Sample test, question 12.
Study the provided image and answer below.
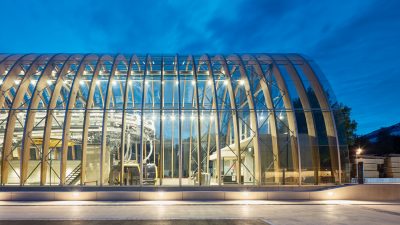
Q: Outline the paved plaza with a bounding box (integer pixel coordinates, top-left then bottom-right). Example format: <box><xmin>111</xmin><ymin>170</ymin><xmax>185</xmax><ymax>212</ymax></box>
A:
<box><xmin>0</xmin><ymin>201</ymin><xmax>399</xmax><ymax>225</ymax></box>
<box><xmin>0</xmin><ymin>220</ymin><xmax>265</xmax><ymax>225</ymax></box>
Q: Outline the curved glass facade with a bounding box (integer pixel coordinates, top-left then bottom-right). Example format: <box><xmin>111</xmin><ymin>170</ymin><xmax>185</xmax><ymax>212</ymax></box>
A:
<box><xmin>0</xmin><ymin>54</ymin><xmax>348</xmax><ymax>186</ymax></box>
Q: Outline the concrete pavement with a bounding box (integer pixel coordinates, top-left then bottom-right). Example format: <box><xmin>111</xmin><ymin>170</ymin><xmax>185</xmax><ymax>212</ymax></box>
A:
<box><xmin>0</xmin><ymin>201</ymin><xmax>399</xmax><ymax>224</ymax></box>
<box><xmin>0</xmin><ymin>220</ymin><xmax>267</xmax><ymax>225</ymax></box>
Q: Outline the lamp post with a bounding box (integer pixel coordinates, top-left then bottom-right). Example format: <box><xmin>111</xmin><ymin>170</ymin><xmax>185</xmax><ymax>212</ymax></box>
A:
<box><xmin>355</xmin><ymin>148</ymin><xmax>363</xmax><ymax>183</ymax></box>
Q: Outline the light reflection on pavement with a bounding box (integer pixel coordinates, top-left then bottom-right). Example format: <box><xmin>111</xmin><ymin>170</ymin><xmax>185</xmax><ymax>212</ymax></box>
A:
<box><xmin>0</xmin><ymin>201</ymin><xmax>399</xmax><ymax>225</ymax></box>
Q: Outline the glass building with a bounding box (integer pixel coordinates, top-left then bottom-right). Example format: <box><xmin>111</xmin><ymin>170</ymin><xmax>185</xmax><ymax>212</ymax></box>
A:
<box><xmin>0</xmin><ymin>54</ymin><xmax>349</xmax><ymax>187</ymax></box>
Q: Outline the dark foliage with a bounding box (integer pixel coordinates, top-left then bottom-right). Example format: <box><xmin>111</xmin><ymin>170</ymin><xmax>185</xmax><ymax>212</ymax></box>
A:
<box><xmin>355</xmin><ymin>129</ymin><xmax>400</xmax><ymax>155</ymax></box>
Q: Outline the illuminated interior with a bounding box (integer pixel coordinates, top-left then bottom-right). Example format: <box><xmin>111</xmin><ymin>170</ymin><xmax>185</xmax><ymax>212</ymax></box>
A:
<box><xmin>0</xmin><ymin>54</ymin><xmax>349</xmax><ymax>186</ymax></box>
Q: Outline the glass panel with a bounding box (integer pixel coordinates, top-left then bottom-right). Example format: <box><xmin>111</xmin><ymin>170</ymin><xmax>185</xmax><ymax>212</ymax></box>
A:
<box><xmin>161</xmin><ymin>110</ymin><xmax>179</xmax><ymax>186</ymax></box>
<box><xmin>66</xmin><ymin>110</ymin><xmax>84</xmax><ymax>186</ymax></box>
<box><xmin>160</xmin><ymin>57</ymin><xmax>180</xmax><ymax>186</ymax></box>
<box><xmin>141</xmin><ymin>109</ymin><xmax>160</xmax><ymax>186</ymax></box>
<box><xmin>0</xmin><ymin>110</ymin><xmax>7</xmax><ymax>181</ymax></box>
<box><xmin>199</xmin><ymin>110</ymin><xmax>218</xmax><ymax>185</ymax></box>
<box><xmin>196</xmin><ymin>60</ymin><xmax>217</xmax><ymax>186</ymax></box>
<box><xmin>25</xmin><ymin>61</ymin><xmax>63</xmax><ymax>185</ymax></box>
<box><xmin>121</xmin><ymin>55</ymin><xmax>144</xmax><ymax>186</ymax></box>
<box><xmin>6</xmin><ymin>111</ymin><xmax>27</xmax><ymax>184</ymax></box>
<box><xmin>219</xmin><ymin>110</ymin><xmax>238</xmax><ymax>185</ymax></box>
<box><xmin>45</xmin><ymin>109</ymin><xmax>64</xmax><ymax>185</ymax></box>
<box><xmin>141</xmin><ymin>56</ymin><xmax>161</xmax><ymax>186</ymax></box>
<box><xmin>293</xmin><ymin>62</ymin><xmax>337</xmax><ymax>184</ymax></box>
<box><xmin>104</xmin><ymin>58</ymin><xmax>127</xmax><ymax>186</ymax></box>
<box><xmin>122</xmin><ymin>110</ymin><xmax>141</xmax><ymax>186</ymax></box>
<box><xmin>85</xmin><ymin>109</ymin><xmax>102</xmax><ymax>186</ymax></box>
<box><xmin>181</xmin><ymin>110</ymin><xmax>198</xmax><ymax>186</ymax></box>
<box><xmin>25</xmin><ymin>109</ymin><xmax>47</xmax><ymax>185</ymax></box>
<box><xmin>228</xmin><ymin>57</ymin><xmax>256</xmax><ymax>185</ymax></box>
<box><xmin>0</xmin><ymin>54</ymin><xmax>347</xmax><ymax>187</ymax></box>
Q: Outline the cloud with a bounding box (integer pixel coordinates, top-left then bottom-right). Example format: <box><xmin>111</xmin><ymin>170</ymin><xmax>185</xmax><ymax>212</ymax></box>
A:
<box><xmin>0</xmin><ymin>0</ymin><xmax>399</xmax><ymax>133</ymax></box>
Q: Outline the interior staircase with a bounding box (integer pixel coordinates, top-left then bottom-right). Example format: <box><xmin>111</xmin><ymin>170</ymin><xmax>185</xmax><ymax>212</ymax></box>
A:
<box><xmin>65</xmin><ymin>164</ymin><xmax>81</xmax><ymax>185</ymax></box>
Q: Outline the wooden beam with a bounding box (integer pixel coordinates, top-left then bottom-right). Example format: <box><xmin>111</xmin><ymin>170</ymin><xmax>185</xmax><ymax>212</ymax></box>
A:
<box><xmin>40</xmin><ymin>54</ymin><xmax>81</xmax><ymax>185</ymax></box>
<box><xmin>292</xmin><ymin>54</ymin><xmax>341</xmax><ymax>183</ymax></box>
<box><xmin>60</xmin><ymin>54</ymin><xmax>96</xmax><ymax>185</ymax></box>
<box><xmin>1</xmin><ymin>54</ymin><xmax>42</xmax><ymax>184</ymax></box>
<box><xmin>20</xmin><ymin>54</ymin><xmax>61</xmax><ymax>185</ymax></box>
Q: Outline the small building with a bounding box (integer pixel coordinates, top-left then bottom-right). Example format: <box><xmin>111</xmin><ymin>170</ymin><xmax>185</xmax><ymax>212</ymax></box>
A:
<box><xmin>356</xmin><ymin>154</ymin><xmax>400</xmax><ymax>178</ymax></box>
<box><xmin>385</xmin><ymin>154</ymin><xmax>400</xmax><ymax>178</ymax></box>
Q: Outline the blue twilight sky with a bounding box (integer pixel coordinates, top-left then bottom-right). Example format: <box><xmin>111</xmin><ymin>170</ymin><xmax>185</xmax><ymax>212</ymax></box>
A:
<box><xmin>0</xmin><ymin>0</ymin><xmax>399</xmax><ymax>134</ymax></box>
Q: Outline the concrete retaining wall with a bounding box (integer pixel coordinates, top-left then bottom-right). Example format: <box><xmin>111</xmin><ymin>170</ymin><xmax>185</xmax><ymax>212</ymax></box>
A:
<box><xmin>0</xmin><ymin>184</ymin><xmax>399</xmax><ymax>201</ymax></box>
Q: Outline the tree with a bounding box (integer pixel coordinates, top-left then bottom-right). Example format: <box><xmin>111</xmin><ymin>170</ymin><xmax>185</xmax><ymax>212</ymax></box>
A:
<box><xmin>338</xmin><ymin>103</ymin><xmax>358</xmax><ymax>147</ymax></box>
<box><xmin>292</xmin><ymin>88</ymin><xmax>358</xmax><ymax>148</ymax></box>
<box><xmin>367</xmin><ymin>129</ymin><xmax>400</xmax><ymax>155</ymax></box>
<box><xmin>353</xmin><ymin>123</ymin><xmax>400</xmax><ymax>155</ymax></box>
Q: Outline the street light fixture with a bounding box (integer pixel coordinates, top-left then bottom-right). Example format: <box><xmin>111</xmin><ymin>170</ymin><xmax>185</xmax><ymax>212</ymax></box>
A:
<box><xmin>356</xmin><ymin>148</ymin><xmax>363</xmax><ymax>155</ymax></box>
<box><xmin>355</xmin><ymin>147</ymin><xmax>363</xmax><ymax>183</ymax></box>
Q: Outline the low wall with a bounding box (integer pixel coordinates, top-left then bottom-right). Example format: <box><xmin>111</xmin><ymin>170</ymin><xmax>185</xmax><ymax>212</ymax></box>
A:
<box><xmin>0</xmin><ymin>184</ymin><xmax>399</xmax><ymax>201</ymax></box>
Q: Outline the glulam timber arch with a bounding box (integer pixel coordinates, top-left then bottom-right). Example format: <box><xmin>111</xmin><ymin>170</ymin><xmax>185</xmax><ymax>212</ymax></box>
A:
<box><xmin>0</xmin><ymin>53</ymin><xmax>347</xmax><ymax>186</ymax></box>
<box><xmin>289</xmin><ymin>54</ymin><xmax>341</xmax><ymax>183</ymax></box>
<box><xmin>21</xmin><ymin>54</ymin><xmax>64</xmax><ymax>185</ymax></box>
<box><xmin>40</xmin><ymin>54</ymin><xmax>82</xmax><ymax>185</ymax></box>
<box><xmin>265</xmin><ymin>54</ymin><xmax>302</xmax><ymax>184</ymax></box>
<box><xmin>1</xmin><ymin>54</ymin><xmax>47</xmax><ymax>184</ymax></box>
